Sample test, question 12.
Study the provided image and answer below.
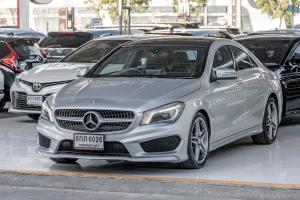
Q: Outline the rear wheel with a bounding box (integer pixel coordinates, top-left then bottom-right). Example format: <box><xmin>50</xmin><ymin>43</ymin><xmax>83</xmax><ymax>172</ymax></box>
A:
<box><xmin>50</xmin><ymin>158</ymin><xmax>78</xmax><ymax>164</ymax></box>
<box><xmin>252</xmin><ymin>97</ymin><xmax>278</xmax><ymax>144</ymax></box>
<box><xmin>179</xmin><ymin>113</ymin><xmax>209</xmax><ymax>169</ymax></box>
<box><xmin>27</xmin><ymin>114</ymin><xmax>40</xmax><ymax>121</ymax></box>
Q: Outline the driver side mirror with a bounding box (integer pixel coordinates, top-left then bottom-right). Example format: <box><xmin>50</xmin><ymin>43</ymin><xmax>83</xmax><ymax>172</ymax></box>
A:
<box><xmin>215</xmin><ymin>68</ymin><xmax>237</xmax><ymax>80</ymax></box>
<box><xmin>77</xmin><ymin>67</ymin><xmax>89</xmax><ymax>77</ymax></box>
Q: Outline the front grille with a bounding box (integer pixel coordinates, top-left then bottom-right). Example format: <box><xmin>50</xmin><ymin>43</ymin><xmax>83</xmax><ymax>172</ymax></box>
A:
<box><xmin>58</xmin><ymin>140</ymin><xmax>129</xmax><ymax>156</ymax></box>
<box><xmin>55</xmin><ymin>109</ymin><xmax>135</xmax><ymax>132</ymax></box>
<box><xmin>38</xmin><ymin>133</ymin><xmax>51</xmax><ymax>148</ymax></box>
<box><xmin>20</xmin><ymin>79</ymin><xmax>74</xmax><ymax>91</ymax></box>
<box><xmin>11</xmin><ymin>92</ymin><xmax>51</xmax><ymax>111</ymax></box>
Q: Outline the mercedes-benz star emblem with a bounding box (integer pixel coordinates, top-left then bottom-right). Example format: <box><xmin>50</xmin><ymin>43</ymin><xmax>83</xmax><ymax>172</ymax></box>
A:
<box><xmin>83</xmin><ymin>111</ymin><xmax>101</xmax><ymax>131</ymax></box>
<box><xmin>32</xmin><ymin>82</ymin><xmax>42</xmax><ymax>92</ymax></box>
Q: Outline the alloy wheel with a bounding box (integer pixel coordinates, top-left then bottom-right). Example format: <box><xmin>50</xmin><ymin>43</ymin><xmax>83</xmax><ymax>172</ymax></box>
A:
<box><xmin>191</xmin><ymin>117</ymin><xmax>209</xmax><ymax>164</ymax></box>
<box><xmin>265</xmin><ymin>101</ymin><xmax>278</xmax><ymax>140</ymax></box>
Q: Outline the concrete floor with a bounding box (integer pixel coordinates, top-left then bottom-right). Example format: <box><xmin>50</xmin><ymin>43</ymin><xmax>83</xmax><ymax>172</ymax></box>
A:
<box><xmin>1</xmin><ymin>111</ymin><xmax>300</xmax><ymax>185</ymax></box>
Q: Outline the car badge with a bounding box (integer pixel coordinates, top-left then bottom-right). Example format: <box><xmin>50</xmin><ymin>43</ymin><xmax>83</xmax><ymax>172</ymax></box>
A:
<box><xmin>32</xmin><ymin>82</ymin><xmax>42</xmax><ymax>92</ymax></box>
<box><xmin>83</xmin><ymin>111</ymin><xmax>101</xmax><ymax>131</ymax></box>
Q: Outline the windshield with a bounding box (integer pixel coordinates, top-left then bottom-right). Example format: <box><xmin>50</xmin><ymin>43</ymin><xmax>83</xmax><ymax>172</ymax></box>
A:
<box><xmin>9</xmin><ymin>42</ymin><xmax>42</xmax><ymax>58</ymax></box>
<box><xmin>238</xmin><ymin>39</ymin><xmax>290</xmax><ymax>66</ymax></box>
<box><xmin>61</xmin><ymin>40</ymin><xmax>130</xmax><ymax>63</ymax></box>
<box><xmin>88</xmin><ymin>45</ymin><xmax>208</xmax><ymax>79</ymax></box>
<box><xmin>39</xmin><ymin>34</ymin><xmax>92</xmax><ymax>48</ymax></box>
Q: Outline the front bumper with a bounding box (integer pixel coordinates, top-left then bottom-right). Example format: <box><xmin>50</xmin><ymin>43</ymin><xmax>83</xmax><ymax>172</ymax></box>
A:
<box><xmin>36</xmin><ymin>111</ymin><xmax>193</xmax><ymax>163</ymax></box>
<box><xmin>9</xmin><ymin>82</ymin><xmax>67</xmax><ymax>114</ymax></box>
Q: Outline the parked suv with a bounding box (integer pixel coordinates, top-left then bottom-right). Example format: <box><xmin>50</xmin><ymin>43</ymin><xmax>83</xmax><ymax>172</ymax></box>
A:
<box><xmin>10</xmin><ymin>35</ymin><xmax>155</xmax><ymax>120</ymax></box>
<box><xmin>235</xmin><ymin>34</ymin><xmax>300</xmax><ymax>116</ymax></box>
<box><xmin>37</xmin><ymin>37</ymin><xmax>283</xmax><ymax>168</ymax></box>
<box><xmin>39</xmin><ymin>29</ymin><xmax>120</xmax><ymax>63</ymax></box>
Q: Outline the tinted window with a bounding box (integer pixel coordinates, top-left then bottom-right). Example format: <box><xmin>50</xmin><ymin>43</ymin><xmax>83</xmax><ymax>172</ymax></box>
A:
<box><xmin>39</xmin><ymin>34</ymin><xmax>93</xmax><ymax>48</ymax></box>
<box><xmin>9</xmin><ymin>41</ymin><xmax>42</xmax><ymax>58</ymax></box>
<box><xmin>212</xmin><ymin>46</ymin><xmax>234</xmax><ymax>71</ymax></box>
<box><xmin>0</xmin><ymin>42</ymin><xmax>10</xmax><ymax>58</ymax></box>
<box><xmin>238</xmin><ymin>39</ymin><xmax>290</xmax><ymax>66</ymax></box>
<box><xmin>89</xmin><ymin>46</ymin><xmax>208</xmax><ymax>78</ymax></box>
<box><xmin>61</xmin><ymin>40</ymin><xmax>130</xmax><ymax>63</ymax></box>
<box><xmin>230</xmin><ymin>46</ymin><xmax>254</xmax><ymax>70</ymax></box>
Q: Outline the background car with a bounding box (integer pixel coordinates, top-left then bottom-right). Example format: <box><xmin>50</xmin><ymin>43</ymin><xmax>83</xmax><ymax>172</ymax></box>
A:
<box><xmin>235</xmin><ymin>34</ymin><xmax>300</xmax><ymax>116</ymax></box>
<box><xmin>0</xmin><ymin>70</ymin><xmax>4</xmax><ymax>110</ymax></box>
<box><xmin>0</xmin><ymin>35</ymin><xmax>46</xmax><ymax>73</ymax></box>
<box><xmin>39</xmin><ymin>29</ymin><xmax>120</xmax><ymax>63</ymax></box>
<box><xmin>0</xmin><ymin>27</ymin><xmax>45</xmax><ymax>41</ymax></box>
<box><xmin>36</xmin><ymin>37</ymin><xmax>282</xmax><ymax>169</ymax></box>
<box><xmin>146</xmin><ymin>28</ymin><xmax>233</xmax><ymax>39</ymax></box>
<box><xmin>10</xmin><ymin>35</ymin><xmax>155</xmax><ymax>120</ymax></box>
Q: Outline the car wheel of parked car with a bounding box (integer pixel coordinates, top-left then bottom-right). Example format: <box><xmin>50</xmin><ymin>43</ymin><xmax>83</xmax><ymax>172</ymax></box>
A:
<box><xmin>50</xmin><ymin>158</ymin><xmax>78</xmax><ymax>164</ymax></box>
<box><xmin>27</xmin><ymin>114</ymin><xmax>40</xmax><ymax>121</ymax></box>
<box><xmin>252</xmin><ymin>97</ymin><xmax>278</xmax><ymax>145</ymax></box>
<box><xmin>180</xmin><ymin>113</ymin><xmax>209</xmax><ymax>169</ymax></box>
<box><xmin>0</xmin><ymin>95</ymin><xmax>6</xmax><ymax>111</ymax></box>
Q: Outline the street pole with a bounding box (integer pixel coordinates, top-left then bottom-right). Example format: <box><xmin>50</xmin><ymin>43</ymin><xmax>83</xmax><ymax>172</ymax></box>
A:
<box><xmin>119</xmin><ymin>0</ymin><xmax>123</xmax><ymax>35</ymax></box>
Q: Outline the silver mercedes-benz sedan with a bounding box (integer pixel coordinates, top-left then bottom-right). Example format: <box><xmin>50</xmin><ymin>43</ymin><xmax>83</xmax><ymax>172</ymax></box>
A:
<box><xmin>37</xmin><ymin>37</ymin><xmax>283</xmax><ymax>169</ymax></box>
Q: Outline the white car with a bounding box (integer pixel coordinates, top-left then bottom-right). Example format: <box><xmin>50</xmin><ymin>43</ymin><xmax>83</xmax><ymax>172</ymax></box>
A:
<box><xmin>0</xmin><ymin>70</ymin><xmax>4</xmax><ymax>110</ymax></box>
<box><xmin>9</xmin><ymin>35</ymin><xmax>156</xmax><ymax>120</ymax></box>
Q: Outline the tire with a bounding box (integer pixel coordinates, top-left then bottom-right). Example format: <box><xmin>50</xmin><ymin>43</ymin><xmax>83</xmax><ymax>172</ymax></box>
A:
<box><xmin>0</xmin><ymin>95</ymin><xmax>6</xmax><ymax>111</ymax></box>
<box><xmin>252</xmin><ymin>97</ymin><xmax>279</xmax><ymax>145</ymax></box>
<box><xmin>179</xmin><ymin>113</ymin><xmax>210</xmax><ymax>169</ymax></box>
<box><xmin>50</xmin><ymin>158</ymin><xmax>78</xmax><ymax>164</ymax></box>
<box><xmin>27</xmin><ymin>114</ymin><xmax>40</xmax><ymax>120</ymax></box>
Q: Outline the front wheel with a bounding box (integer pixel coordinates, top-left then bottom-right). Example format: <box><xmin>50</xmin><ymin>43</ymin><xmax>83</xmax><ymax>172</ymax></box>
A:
<box><xmin>252</xmin><ymin>97</ymin><xmax>278</xmax><ymax>144</ymax></box>
<box><xmin>50</xmin><ymin>158</ymin><xmax>78</xmax><ymax>164</ymax></box>
<box><xmin>0</xmin><ymin>95</ymin><xmax>6</xmax><ymax>111</ymax></box>
<box><xmin>179</xmin><ymin>113</ymin><xmax>210</xmax><ymax>169</ymax></box>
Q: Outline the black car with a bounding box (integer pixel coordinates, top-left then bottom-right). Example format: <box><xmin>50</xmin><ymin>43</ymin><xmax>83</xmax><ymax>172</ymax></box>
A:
<box><xmin>39</xmin><ymin>29</ymin><xmax>120</xmax><ymax>63</ymax></box>
<box><xmin>146</xmin><ymin>28</ymin><xmax>233</xmax><ymax>39</ymax></box>
<box><xmin>235</xmin><ymin>34</ymin><xmax>300</xmax><ymax>116</ymax></box>
<box><xmin>0</xmin><ymin>28</ymin><xmax>45</xmax><ymax>41</ymax></box>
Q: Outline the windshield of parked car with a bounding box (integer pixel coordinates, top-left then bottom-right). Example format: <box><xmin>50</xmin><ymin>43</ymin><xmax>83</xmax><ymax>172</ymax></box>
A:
<box><xmin>9</xmin><ymin>41</ymin><xmax>42</xmax><ymax>58</ymax></box>
<box><xmin>88</xmin><ymin>45</ymin><xmax>208</xmax><ymax>78</ymax></box>
<box><xmin>238</xmin><ymin>39</ymin><xmax>290</xmax><ymax>66</ymax></box>
<box><xmin>39</xmin><ymin>34</ymin><xmax>92</xmax><ymax>48</ymax></box>
<box><xmin>61</xmin><ymin>40</ymin><xmax>130</xmax><ymax>63</ymax></box>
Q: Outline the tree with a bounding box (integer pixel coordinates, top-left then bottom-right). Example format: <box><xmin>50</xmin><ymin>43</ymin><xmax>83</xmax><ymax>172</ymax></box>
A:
<box><xmin>84</xmin><ymin>0</ymin><xmax>149</xmax><ymax>22</ymax></box>
<box><xmin>256</xmin><ymin>0</ymin><xmax>299</xmax><ymax>28</ymax></box>
<box><xmin>173</xmin><ymin>0</ymin><xmax>207</xmax><ymax>21</ymax></box>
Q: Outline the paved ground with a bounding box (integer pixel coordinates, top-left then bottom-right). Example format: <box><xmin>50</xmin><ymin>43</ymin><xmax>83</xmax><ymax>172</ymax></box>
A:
<box><xmin>1</xmin><ymin>109</ymin><xmax>300</xmax><ymax>199</ymax></box>
<box><xmin>1</xmin><ymin>113</ymin><xmax>300</xmax><ymax>185</ymax></box>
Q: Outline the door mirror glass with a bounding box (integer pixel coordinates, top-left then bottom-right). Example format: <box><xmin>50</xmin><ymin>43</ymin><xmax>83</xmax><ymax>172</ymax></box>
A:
<box><xmin>215</xmin><ymin>68</ymin><xmax>237</xmax><ymax>80</ymax></box>
<box><xmin>77</xmin><ymin>67</ymin><xmax>89</xmax><ymax>77</ymax></box>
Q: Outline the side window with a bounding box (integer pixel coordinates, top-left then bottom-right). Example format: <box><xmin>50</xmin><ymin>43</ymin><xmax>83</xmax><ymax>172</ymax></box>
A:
<box><xmin>0</xmin><ymin>42</ymin><xmax>10</xmax><ymax>59</ymax></box>
<box><xmin>212</xmin><ymin>46</ymin><xmax>235</xmax><ymax>71</ymax></box>
<box><xmin>230</xmin><ymin>46</ymin><xmax>254</xmax><ymax>70</ymax></box>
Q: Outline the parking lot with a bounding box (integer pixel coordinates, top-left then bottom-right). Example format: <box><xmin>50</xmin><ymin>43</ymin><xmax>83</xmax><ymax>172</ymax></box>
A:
<box><xmin>1</xmin><ymin>105</ymin><xmax>300</xmax><ymax>185</ymax></box>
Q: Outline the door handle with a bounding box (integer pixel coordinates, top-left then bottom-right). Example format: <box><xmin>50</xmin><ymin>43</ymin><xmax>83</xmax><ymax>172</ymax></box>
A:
<box><xmin>236</xmin><ymin>81</ymin><xmax>243</xmax><ymax>85</ymax></box>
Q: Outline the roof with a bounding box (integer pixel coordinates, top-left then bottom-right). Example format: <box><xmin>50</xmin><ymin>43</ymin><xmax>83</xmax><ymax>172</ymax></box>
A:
<box><xmin>123</xmin><ymin>36</ymin><xmax>219</xmax><ymax>47</ymax></box>
<box><xmin>92</xmin><ymin>34</ymin><xmax>170</xmax><ymax>41</ymax></box>
<box><xmin>234</xmin><ymin>34</ymin><xmax>300</xmax><ymax>41</ymax></box>
<box><xmin>0</xmin><ymin>35</ymin><xmax>39</xmax><ymax>43</ymax></box>
<box><xmin>0</xmin><ymin>28</ymin><xmax>44</xmax><ymax>35</ymax></box>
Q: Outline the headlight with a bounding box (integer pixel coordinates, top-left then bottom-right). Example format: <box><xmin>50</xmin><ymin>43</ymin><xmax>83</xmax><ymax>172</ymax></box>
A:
<box><xmin>141</xmin><ymin>102</ymin><xmax>185</xmax><ymax>125</ymax></box>
<box><xmin>40</xmin><ymin>96</ymin><xmax>54</xmax><ymax>122</ymax></box>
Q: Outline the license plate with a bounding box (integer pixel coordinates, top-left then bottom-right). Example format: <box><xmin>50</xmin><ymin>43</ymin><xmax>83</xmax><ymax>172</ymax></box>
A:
<box><xmin>27</xmin><ymin>95</ymin><xmax>43</xmax><ymax>106</ymax></box>
<box><xmin>74</xmin><ymin>134</ymin><xmax>104</xmax><ymax>151</ymax></box>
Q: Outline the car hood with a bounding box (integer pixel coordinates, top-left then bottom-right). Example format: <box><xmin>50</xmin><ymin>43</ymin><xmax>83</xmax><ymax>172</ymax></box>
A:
<box><xmin>55</xmin><ymin>78</ymin><xmax>200</xmax><ymax>110</ymax></box>
<box><xmin>19</xmin><ymin>62</ymin><xmax>95</xmax><ymax>83</ymax></box>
